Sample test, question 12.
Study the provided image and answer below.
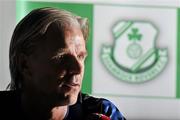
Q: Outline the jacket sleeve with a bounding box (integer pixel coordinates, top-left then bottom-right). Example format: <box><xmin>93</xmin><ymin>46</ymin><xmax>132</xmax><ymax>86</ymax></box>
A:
<box><xmin>100</xmin><ymin>99</ymin><xmax>126</xmax><ymax>120</ymax></box>
<box><xmin>82</xmin><ymin>94</ymin><xmax>126</xmax><ymax>120</ymax></box>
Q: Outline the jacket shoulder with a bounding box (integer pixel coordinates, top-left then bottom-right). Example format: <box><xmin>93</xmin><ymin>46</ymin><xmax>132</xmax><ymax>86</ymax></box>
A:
<box><xmin>81</xmin><ymin>93</ymin><xmax>126</xmax><ymax>120</ymax></box>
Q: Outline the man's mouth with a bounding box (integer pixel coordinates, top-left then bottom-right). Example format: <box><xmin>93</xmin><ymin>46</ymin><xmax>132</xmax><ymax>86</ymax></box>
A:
<box><xmin>58</xmin><ymin>82</ymin><xmax>80</xmax><ymax>93</ymax></box>
<box><xmin>58</xmin><ymin>75</ymin><xmax>80</xmax><ymax>87</ymax></box>
<box><xmin>58</xmin><ymin>79</ymin><xmax>80</xmax><ymax>89</ymax></box>
<box><xmin>62</xmin><ymin>82</ymin><xmax>80</xmax><ymax>88</ymax></box>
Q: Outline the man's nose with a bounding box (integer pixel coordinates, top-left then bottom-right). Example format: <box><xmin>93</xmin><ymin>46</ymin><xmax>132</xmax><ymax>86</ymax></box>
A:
<box><xmin>65</xmin><ymin>56</ymin><xmax>82</xmax><ymax>75</ymax></box>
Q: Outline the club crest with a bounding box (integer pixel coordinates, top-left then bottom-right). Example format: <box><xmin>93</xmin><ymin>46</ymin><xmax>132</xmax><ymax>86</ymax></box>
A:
<box><xmin>101</xmin><ymin>20</ymin><xmax>168</xmax><ymax>83</ymax></box>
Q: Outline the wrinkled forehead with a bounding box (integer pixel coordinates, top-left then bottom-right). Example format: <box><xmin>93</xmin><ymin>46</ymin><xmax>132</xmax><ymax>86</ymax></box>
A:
<box><xmin>37</xmin><ymin>21</ymin><xmax>85</xmax><ymax>52</ymax></box>
<box><xmin>44</xmin><ymin>21</ymin><xmax>83</xmax><ymax>43</ymax></box>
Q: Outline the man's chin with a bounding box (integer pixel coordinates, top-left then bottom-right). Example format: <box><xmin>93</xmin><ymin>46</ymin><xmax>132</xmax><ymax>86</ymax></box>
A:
<box><xmin>56</xmin><ymin>92</ymin><xmax>79</xmax><ymax>106</ymax></box>
<box><xmin>64</xmin><ymin>93</ymin><xmax>78</xmax><ymax>106</ymax></box>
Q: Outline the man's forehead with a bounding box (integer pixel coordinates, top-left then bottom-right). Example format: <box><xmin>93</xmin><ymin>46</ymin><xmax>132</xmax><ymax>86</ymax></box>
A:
<box><xmin>74</xmin><ymin>36</ymin><xmax>83</xmax><ymax>45</ymax></box>
<box><xmin>63</xmin><ymin>26</ymin><xmax>86</xmax><ymax>47</ymax></box>
<box><xmin>43</xmin><ymin>22</ymin><xmax>86</xmax><ymax>51</ymax></box>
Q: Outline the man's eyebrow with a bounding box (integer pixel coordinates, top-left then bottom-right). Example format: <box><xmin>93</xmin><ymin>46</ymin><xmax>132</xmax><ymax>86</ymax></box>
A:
<box><xmin>51</xmin><ymin>48</ymin><xmax>88</xmax><ymax>59</ymax></box>
<box><xmin>57</xmin><ymin>48</ymin><xmax>69</xmax><ymax>54</ymax></box>
<box><xmin>51</xmin><ymin>48</ymin><xmax>69</xmax><ymax>59</ymax></box>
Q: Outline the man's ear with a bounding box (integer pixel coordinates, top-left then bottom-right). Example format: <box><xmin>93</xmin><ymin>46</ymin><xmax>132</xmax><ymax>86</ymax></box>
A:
<box><xmin>17</xmin><ymin>53</ymin><xmax>31</xmax><ymax>79</ymax></box>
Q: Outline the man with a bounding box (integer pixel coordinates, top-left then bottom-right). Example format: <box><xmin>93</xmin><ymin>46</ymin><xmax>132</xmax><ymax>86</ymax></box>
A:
<box><xmin>1</xmin><ymin>7</ymin><xmax>126</xmax><ymax>120</ymax></box>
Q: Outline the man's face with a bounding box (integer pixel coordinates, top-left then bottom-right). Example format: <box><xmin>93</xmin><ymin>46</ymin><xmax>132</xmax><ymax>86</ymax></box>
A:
<box><xmin>23</xmin><ymin>23</ymin><xmax>87</xmax><ymax>106</ymax></box>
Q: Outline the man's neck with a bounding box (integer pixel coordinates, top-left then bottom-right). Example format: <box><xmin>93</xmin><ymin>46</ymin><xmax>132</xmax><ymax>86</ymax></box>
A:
<box><xmin>50</xmin><ymin>106</ymin><xmax>68</xmax><ymax>120</ymax></box>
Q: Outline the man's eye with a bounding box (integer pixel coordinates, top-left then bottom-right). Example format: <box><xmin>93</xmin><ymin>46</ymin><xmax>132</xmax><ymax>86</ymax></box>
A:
<box><xmin>51</xmin><ymin>55</ymin><xmax>64</xmax><ymax>64</ymax></box>
<box><xmin>77</xmin><ymin>54</ymin><xmax>86</xmax><ymax>60</ymax></box>
<box><xmin>52</xmin><ymin>55</ymin><xmax>64</xmax><ymax>60</ymax></box>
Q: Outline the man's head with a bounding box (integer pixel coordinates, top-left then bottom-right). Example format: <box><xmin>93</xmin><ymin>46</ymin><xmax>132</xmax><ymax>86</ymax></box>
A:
<box><xmin>9</xmin><ymin>7</ymin><xmax>88</xmax><ymax>106</ymax></box>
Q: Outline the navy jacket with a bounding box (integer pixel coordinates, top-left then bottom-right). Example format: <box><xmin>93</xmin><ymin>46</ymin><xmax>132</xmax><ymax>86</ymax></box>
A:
<box><xmin>0</xmin><ymin>91</ymin><xmax>126</xmax><ymax>120</ymax></box>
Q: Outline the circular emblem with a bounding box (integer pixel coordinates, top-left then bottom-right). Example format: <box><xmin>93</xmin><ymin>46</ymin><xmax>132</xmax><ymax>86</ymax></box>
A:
<box><xmin>101</xmin><ymin>20</ymin><xmax>168</xmax><ymax>83</ymax></box>
<box><xmin>127</xmin><ymin>43</ymin><xmax>142</xmax><ymax>59</ymax></box>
